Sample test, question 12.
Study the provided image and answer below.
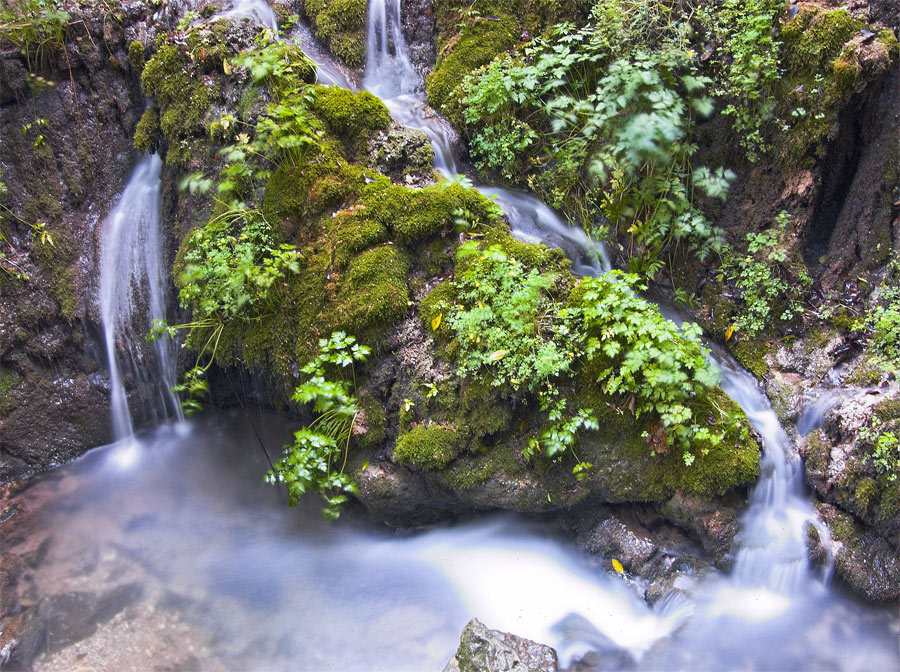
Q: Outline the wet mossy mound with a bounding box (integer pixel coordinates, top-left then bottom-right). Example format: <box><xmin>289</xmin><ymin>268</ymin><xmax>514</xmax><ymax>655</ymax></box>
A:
<box><xmin>300</xmin><ymin>0</ymin><xmax>369</xmax><ymax>68</ymax></box>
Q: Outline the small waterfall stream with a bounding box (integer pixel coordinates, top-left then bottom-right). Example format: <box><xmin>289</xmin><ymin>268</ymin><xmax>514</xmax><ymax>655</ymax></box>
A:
<box><xmin>98</xmin><ymin>154</ymin><xmax>180</xmax><ymax>440</ymax></box>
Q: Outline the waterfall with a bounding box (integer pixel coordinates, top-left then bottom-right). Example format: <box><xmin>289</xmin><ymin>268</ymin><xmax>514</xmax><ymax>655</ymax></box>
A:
<box><xmin>98</xmin><ymin>155</ymin><xmax>180</xmax><ymax>441</ymax></box>
<box><xmin>362</xmin><ymin>0</ymin><xmax>418</xmax><ymax>99</ymax></box>
<box><xmin>214</xmin><ymin>0</ymin><xmax>278</xmax><ymax>31</ymax></box>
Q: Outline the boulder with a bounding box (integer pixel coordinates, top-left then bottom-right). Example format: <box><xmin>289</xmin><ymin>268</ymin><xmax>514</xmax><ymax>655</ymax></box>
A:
<box><xmin>443</xmin><ymin>618</ymin><xmax>559</xmax><ymax>672</ymax></box>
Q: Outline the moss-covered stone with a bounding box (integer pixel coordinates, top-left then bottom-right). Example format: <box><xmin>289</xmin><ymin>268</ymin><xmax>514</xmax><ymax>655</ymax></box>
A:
<box><xmin>777</xmin><ymin>6</ymin><xmax>895</xmax><ymax>165</ymax></box>
<box><xmin>133</xmin><ymin>107</ymin><xmax>160</xmax><ymax>152</ymax></box>
<box><xmin>141</xmin><ymin>42</ymin><xmax>217</xmax><ymax>164</ymax></box>
<box><xmin>426</xmin><ymin>1</ymin><xmax>519</xmax><ymax>113</ymax></box>
<box><xmin>301</xmin><ymin>0</ymin><xmax>368</xmax><ymax>67</ymax></box>
<box><xmin>355</xmin><ymin>392</ymin><xmax>387</xmax><ymax>447</ymax></box>
<box><xmin>394</xmin><ymin>425</ymin><xmax>459</xmax><ymax>469</ymax></box>
<box><xmin>127</xmin><ymin>40</ymin><xmax>145</xmax><ymax>69</ymax></box>
<box><xmin>0</xmin><ymin>366</ymin><xmax>23</xmax><ymax>417</ymax></box>
<box><xmin>729</xmin><ymin>338</ymin><xmax>771</xmax><ymax>379</ymax></box>
<box><xmin>443</xmin><ymin>443</ymin><xmax>525</xmax><ymax>490</ymax></box>
<box><xmin>311</xmin><ymin>86</ymin><xmax>391</xmax><ymax>140</ymax></box>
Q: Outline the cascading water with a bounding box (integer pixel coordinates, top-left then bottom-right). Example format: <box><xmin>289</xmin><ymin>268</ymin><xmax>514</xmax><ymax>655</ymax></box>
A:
<box><xmin>98</xmin><ymin>155</ymin><xmax>180</xmax><ymax>441</ymax></box>
<box><xmin>214</xmin><ymin>0</ymin><xmax>278</xmax><ymax>31</ymax></box>
<box><xmin>362</xmin><ymin>0</ymin><xmax>418</xmax><ymax>99</ymax></box>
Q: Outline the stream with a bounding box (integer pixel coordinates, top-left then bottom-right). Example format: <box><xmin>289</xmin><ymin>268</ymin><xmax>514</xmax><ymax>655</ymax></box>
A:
<box><xmin>3</xmin><ymin>2</ymin><xmax>898</xmax><ymax>671</ymax></box>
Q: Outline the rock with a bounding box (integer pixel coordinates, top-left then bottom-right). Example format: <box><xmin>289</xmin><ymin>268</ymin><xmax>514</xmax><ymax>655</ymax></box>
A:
<box><xmin>444</xmin><ymin>618</ymin><xmax>559</xmax><ymax>672</ymax></box>
<box><xmin>659</xmin><ymin>492</ymin><xmax>745</xmax><ymax>568</ymax></box>
<box><xmin>37</xmin><ymin>582</ymin><xmax>144</xmax><ymax>653</ymax></box>
<box><xmin>366</xmin><ymin>120</ymin><xmax>437</xmax><ymax>187</ymax></box>
<box><xmin>0</xmin><ymin>606</ymin><xmax>46</xmax><ymax>671</ymax></box>
<box><xmin>810</xmin><ymin>503</ymin><xmax>900</xmax><ymax>602</ymax></box>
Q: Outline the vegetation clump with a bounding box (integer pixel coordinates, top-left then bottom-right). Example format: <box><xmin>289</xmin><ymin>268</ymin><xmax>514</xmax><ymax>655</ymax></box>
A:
<box><xmin>394</xmin><ymin>425</ymin><xmax>460</xmax><ymax>469</ymax></box>
<box><xmin>301</xmin><ymin>0</ymin><xmax>369</xmax><ymax>67</ymax></box>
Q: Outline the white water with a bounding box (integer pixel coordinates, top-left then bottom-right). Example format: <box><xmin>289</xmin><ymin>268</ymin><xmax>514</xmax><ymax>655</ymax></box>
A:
<box><xmin>97</xmin><ymin>155</ymin><xmax>180</xmax><ymax>441</ymax></box>
<box><xmin>214</xmin><ymin>0</ymin><xmax>278</xmax><ymax>31</ymax></box>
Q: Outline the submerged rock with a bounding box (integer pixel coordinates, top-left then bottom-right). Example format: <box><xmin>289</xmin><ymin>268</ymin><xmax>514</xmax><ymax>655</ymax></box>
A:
<box><xmin>443</xmin><ymin>618</ymin><xmax>559</xmax><ymax>672</ymax></box>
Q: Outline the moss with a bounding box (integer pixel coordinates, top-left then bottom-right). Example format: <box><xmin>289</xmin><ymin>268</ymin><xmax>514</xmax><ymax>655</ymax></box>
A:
<box><xmin>522</xmin><ymin>0</ymin><xmax>593</xmax><ymax>35</ymax></box>
<box><xmin>302</xmin><ymin>0</ymin><xmax>368</xmax><ymax>67</ymax></box>
<box><xmin>419</xmin><ymin>280</ymin><xmax>457</xmax><ymax>331</ymax></box>
<box><xmin>0</xmin><ymin>366</ymin><xmax>22</xmax><ymax>417</ymax></box>
<box><xmin>329</xmin><ymin>210</ymin><xmax>388</xmax><ymax>269</ymax></box>
<box><xmin>133</xmin><ymin>107</ymin><xmax>160</xmax><ymax>152</ymax></box>
<box><xmin>262</xmin><ymin>160</ymin><xmax>368</xmax><ymax>239</ymax></box>
<box><xmin>426</xmin><ymin>1</ymin><xmax>518</xmax><ymax>112</ymax></box>
<box><xmin>355</xmin><ymin>392</ymin><xmax>386</xmax><ymax>447</ymax></box>
<box><xmin>803</xmin><ymin>429</ymin><xmax>829</xmax><ymax>475</ymax></box>
<box><xmin>127</xmin><ymin>40</ymin><xmax>145</xmax><ymax>69</ymax></box>
<box><xmin>394</xmin><ymin>425</ymin><xmax>459</xmax><ymax>469</ymax></box>
<box><xmin>828</xmin><ymin>305</ymin><xmax>856</xmax><ymax>332</ymax></box>
<box><xmin>874</xmin><ymin>399</ymin><xmax>900</xmax><ymax>422</ymax></box>
<box><xmin>845</xmin><ymin>358</ymin><xmax>885</xmax><ymax>386</ymax></box>
<box><xmin>854</xmin><ymin>477</ymin><xmax>878</xmax><ymax>515</ymax></box>
<box><xmin>141</xmin><ymin>43</ymin><xmax>217</xmax><ymax>165</ymax></box>
<box><xmin>334</xmin><ymin>244</ymin><xmax>411</xmax><ymax>343</ymax></box>
<box><xmin>312</xmin><ymin>86</ymin><xmax>392</xmax><ymax>140</ymax></box>
<box><xmin>780</xmin><ymin>8</ymin><xmax>862</xmax><ymax>76</ymax></box>
<box><xmin>729</xmin><ymin>338</ymin><xmax>770</xmax><ymax>379</ymax></box>
<box><xmin>443</xmin><ymin>443</ymin><xmax>525</xmax><ymax>490</ymax></box>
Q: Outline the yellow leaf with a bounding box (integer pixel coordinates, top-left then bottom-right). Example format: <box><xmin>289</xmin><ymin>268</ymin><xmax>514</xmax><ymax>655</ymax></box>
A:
<box><xmin>725</xmin><ymin>325</ymin><xmax>735</xmax><ymax>342</ymax></box>
<box><xmin>432</xmin><ymin>313</ymin><xmax>442</xmax><ymax>331</ymax></box>
<box><xmin>489</xmin><ymin>349</ymin><xmax>508</xmax><ymax>362</ymax></box>
<box><xmin>612</xmin><ymin>558</ymin><xmax>624</xmax><ymax>574</ymax></box>
<box><xmin>223</xmin><ymin>59</ymin><xmax>231</xmax><ymax>75</ymax></box>
<box><xmin>361</xmin><ymin>460</ymin><xmax>369</xmax><ymax>471</ymax></box>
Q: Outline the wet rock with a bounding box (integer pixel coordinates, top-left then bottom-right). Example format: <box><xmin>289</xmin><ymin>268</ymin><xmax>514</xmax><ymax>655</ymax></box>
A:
<box><xmin>810</xmin><ymin>503</ymin><xmax>900</xmax><ymax>602</ymax></box>
<box><xmin>38</xmin><ymin>583</ymin><xmax>144</xmax><ymax>653</ymax></box>
<box><xmin>659</xmin><ymin>492</ymin><xmax>745</xmax><ymax>568</ymax></box>
<box><xmin>0</xmin><ymin>606</ymin><xmax>46</xmax><ymax>671</ymax></box>
<box><xmin>443</xmin><ymin>618</ymin><xmax>559</xmax><ymax>672</ymax></box>
<box><xmin>401</xmin><ymin>0</ymin><xmax>436</xmax><ymax>76</ymax></box>
<box><xmin>366</xmin><ymin>120</ymin><xmax>436</xmax><ymax>186</ymax></box>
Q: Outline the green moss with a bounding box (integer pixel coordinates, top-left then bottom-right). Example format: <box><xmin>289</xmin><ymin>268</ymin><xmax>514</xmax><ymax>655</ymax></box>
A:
<box><xmin>128</xmin><ymin>40</ymin><xmax>145</xmax><ymax>69</ymax></box>
<box><xmin>854</xmin><ymin>477</ymin><xmax>877</xmax><ymax>515</ymax></box>
<box><xmin>846</xmin><ymin>358</ymin><xmax>885</xmax><ymax>386</ymax></box>
<box><xmin>302</xmin><ymin>0</ymin><xmax>368</xmax><ymax>67</ymax></box>
<box><xmin>443</xmin><ymin>443</ymin><xmax>524</xmax><ymax>490</ymax></box>
<box><xmin>874</xmin><ymin>399</ymin><xmax>900</xmax><ymax>422</ymax></box>
<box><xmin>334</xmin><ymin>244</ymin><xmax>411</xmax><ymax>343</ymax></box>
<box><xmin>0</xmin><ymin>366</ymin><xmax>22</xmax><ymax>417</ymax></box>
<box><xmin>419</xmin><ymin>280</ymin><xmax>457</xmax><ymax>331</ymax></box>
<box><xmin>355</xmin><ymin>392</ymin><xmax>386</xmax><ymax>447</ymax></box>
<box><xmin>141</xmin><ymin>43</ymin><xmax>217</xmax><ymax>165</ymax></box>
<box><xmin>262</xmin><ymin>160</ymin><xmax>367</xmax><ymax>239</ymax></box>
<box><xmin>521</xmin><ymin>0</ymin><xmax>593</xmax><ymax>35</ymax></box>
<box><xmin>828</xmin><ymin>305</ymin><xmax>856</xmax><ymax>332</ymax></box>
<box><xmin>330</xmin><ymin>210</ymin><xmax>388</xmax><ymax>269</ymax></box>
<box><xmin>312</xmin><ymin>86</ymin><xmax>391</xmax><ymax>140</ymax></box>
<box><xmin>347</xmin><ymin>244</ymin><xmax>411</xmax><ymax>287</ymax></box>
<box><xmin>133</xmin><ymin>107</ymin><xmax>160</xmax><ymax>152</ymax></box>
<box><xmin>394</xmin><ymin>425</ymin><xmax>459</xmax><ymax>469</ymax></box>
<box><xmin>803</xmin><ymin>430</ymin><xmax>829</xmax><ymax>475</ymax></box>
<box><xmin>426</xmin><ymin>1</ymin><xmax>518</xmax><ymax>112</ymax></box>
<box><xmin>729</xmin><ymin>338</ymin><xmax>770</xmax><ymax>379</ymax></box>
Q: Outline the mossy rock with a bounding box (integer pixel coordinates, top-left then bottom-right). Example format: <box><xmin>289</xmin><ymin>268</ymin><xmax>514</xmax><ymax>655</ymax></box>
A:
<box><xmin>355</xmin><ymin>392</ymin><xmax>387</xmax><ymax>447</ymax></box>
<box><xmin>394</xmin><ymin>425</ymin><xmax>460</xmax><ymax>469</ymax></box>
<box><xmin>133</xmin><ymin>107</ymin><xmax>160</xmax><ymax>153</ymax></box>
<box><xmin>141</xmin><ymin>42</ymin><xmax>217</xmax><ymax>164</ymax></box>
<box><xmin>426</xmin><ymin>1</ymin><xmax>519</xmax><ymax>113</ymax></box>
<box><xmin>311</xmin><ymin>86</ymin><xmax>392</xmax><ymax>140</ymax></box>
<box><xmin>302</xmin><ymin>0</ymin><xmax>368</xmax><ymax>67</ymax></box>
<box><xmin>729</xmin><ymin>338</ymin><xmax>771</xmax><ymax>379</ymax></box>
<box><xmin>127</xmin><ymin>40</ymin><xmax>145</xmax><ymax>69</ymax></box>
<box><xmin>262</xmin><ymin>160</ymin><xmax>369</xmax><ymax>240</ymax></box>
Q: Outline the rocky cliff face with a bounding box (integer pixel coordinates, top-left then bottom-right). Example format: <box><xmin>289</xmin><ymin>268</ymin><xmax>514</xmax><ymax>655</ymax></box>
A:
<box><xmin>0</xmin><ymin>2</ymin><xmax>162</xmax><ymax>480</ymax></box>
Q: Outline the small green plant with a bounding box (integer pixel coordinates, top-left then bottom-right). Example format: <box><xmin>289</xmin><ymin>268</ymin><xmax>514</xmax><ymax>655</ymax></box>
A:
<box><xmin>718</xmin><ymin>211</ymin><xmax>811</xmax><ymax>336</ymax></box>
<box><xmin>0</xmin><ymin>0</ymin><xmax>69</xmax><ymax>72</ymax></box>
<box><xmin>860</xmin><ymin>422</ymin><xmax>900</xmax><ymax>482</ymax></box>
<box><xmin>21</xmin><ymin>117</ymin><xmax>48</xmax><ymax>149</ymax></box>
<box><xmin>265</xmin><ymin>332</ymin><xmax>371</xmax><ymax>518</ymax></box>
<box><xmin>578</xmin><ymin>270</ymin><xmax>724</xmax><ymax>461</ymax></box>
<box><xmin>853</xmin><ymin>252</ymin><xmax>900</xmax><ymax>376</ymax></box>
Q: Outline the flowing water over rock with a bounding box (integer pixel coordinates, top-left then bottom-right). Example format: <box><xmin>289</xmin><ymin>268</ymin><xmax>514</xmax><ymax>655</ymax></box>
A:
<box><xmin>97</xmin><ymin>155</ymin><xmax>180</xmax><ymax>440</ymax></box>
